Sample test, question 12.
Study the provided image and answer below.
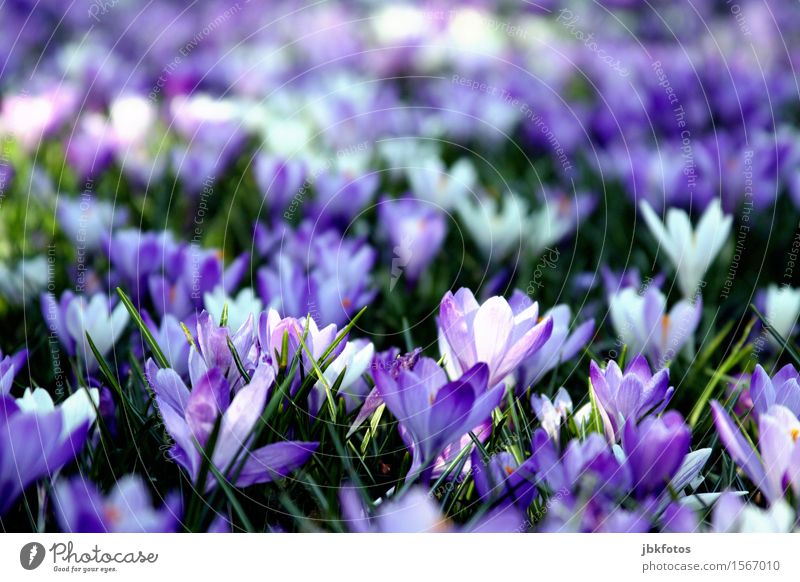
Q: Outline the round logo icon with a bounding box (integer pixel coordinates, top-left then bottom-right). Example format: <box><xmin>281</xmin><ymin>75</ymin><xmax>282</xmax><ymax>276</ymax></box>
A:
<box><xmin>20</xmin><ymin>542</ymin><xmax>46</xmax><ymax>570</ymax></box>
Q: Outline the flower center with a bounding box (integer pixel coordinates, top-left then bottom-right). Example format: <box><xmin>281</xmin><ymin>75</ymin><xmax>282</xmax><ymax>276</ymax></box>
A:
<box><xmin>791</xmin><ymin>428</ymin><xmax>799</xmax><ymax>443</ymax></box>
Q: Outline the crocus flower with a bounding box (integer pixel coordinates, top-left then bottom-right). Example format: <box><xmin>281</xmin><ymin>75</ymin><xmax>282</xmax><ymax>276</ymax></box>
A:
<box><xmin>531</xmin><ymin>387</ymin><xmax>573</xmax><ymax>442</ymax></box>
<box><xmin>41</xmin><ymin>292</ymin><xmax>129</xmax><ymax>371</ymax></box>
<box><xmin>711</xmin><ymin>492</ymin><xmax>796</xmax><ymax>533</ymax></box>
<box><xmin>1</xmin><ymin>388</ymin><xmax>97</xmax><ymax>514</ymax></box>
<box><xmin>438</xmin><ymin>288</ymin><xmax>553</xmax><ymax>386</ymax></box>
<box><xmin>609</xmin><ymin>286</ymin><xmax>702</xmax><ymax>367</ymax></box>
<box><xmin>53</xmin><ymin>475</ymin><xmax>180</xmax><ymax>533</ymax></box>
<box><xmin>711</xmin><ymin>401</ymin><xmax>800</xmax><ymax>505</ymax></box>
<box><xmin>640</xmin><ymin>199</ymin><xmax>732</xmax><ymax>298</ymax></box>
<box><xmin>310</xmin><ymin>338</ymin><xmax>374</xmax><ymax>415</ymax></box>
<box><xmin>204</xmin><ymin>286</ymin><xmax>263</xmax><ymax>333</ymax></box>
<box><xmin>143</xmin><ymin>313</ymin><xmax>191</xmax><ymax>378</ymax></box>
<box><xmin>513</xmin><ymin>292</ymin><xmax>595</xmax><ymax>389</ymax></box>
<box><xmin>377</xmin><ymin>196</ymin><xmax>447</xmax><ymax>287</ymax></box>
<box><xmin>253</xmin><ymin>155</ymin><xmax>306</xmax><ymax>218</ymax></box>
<box><xmin>373</xmin><ymin>356</ymin><xmax>504</xmax><ymax>477</ymax></box>
<box><xmin>151</xmin><ymin>362</ymin><xmax>317</xmax><ymax>489</ymax></box>
<box><xmin>763</xmin><ymin>284</ymin><xmax>800</xmax><ymax>347</ymax></box>
<box><xmin>471</xmin><ymin>449</ymin><xmax>537</xmax><ymax>510</ymax></box>
<box><xmin>527</xmin><ymin>191</ymin><xmax>596</xmax><ymax>257</ymax></box>
<box><xmin>406</xmin><ymin>156</ymin><xmax>477</xmax><ymax>211</ymax></box>
<box><xmin>750</xmin><ymin>364</ymin><xmax>800</xmax><ymax>418</ymax></box>
<box><xmin>589</xmin><ymin>355</ymin><xmax>674</xmax><ymax>441</ymax></box>
<box><xmin>622</xmin><ymin>411</ymin><xmax>691</xmax><ymax>498</ymax></box>
<box><xmin>0</xmin><ymin>256</ymin><xmax>48</xmax><ymax>305</ymax></box>
<box><xmin>0</xmin><ymin>348</ymin><xmax>27</xmax><ymax>395</ymax></box>
<box><xmin>457</xmin><ymin>194</ymin><xmax>527</xmax><ymax>263</ymax></box>
<box><xmin>339</xmin><ymin>485</ymin><xmax>521</xmax><ymax>533</ymax></box>
<box><xmin>58</xmin><ymin>195</ymin><xmax>126</xmax><ymax>251</ymax></box>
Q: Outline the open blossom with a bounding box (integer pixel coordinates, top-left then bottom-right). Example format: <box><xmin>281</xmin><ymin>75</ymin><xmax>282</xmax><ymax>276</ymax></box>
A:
<box><xmin>640</xmin><ymin>199</ymin><xmax>732</xmax><ymax>298</ymax></box>
<box><xmin>438</xmin><ymin>287</ymin><xmax>553</xmax><ymax>386</ymax></box>
<box><xmin>711</xmin><ymin>492</ymin><xmax>797</xmax><ymax>533</ymax></box>
<box><xmin>149</xmin><ymin>362</ymin><xmax>318</xmax><ymax>489</ymax></box>
<box><xmin>310</xmin><ymin>338</ymin><xmax>374</xmax><ymax>414</ymax></box>
<box><xmin>711</xmin><ymin>401</ymin><xmax>800</xmax><ymax>504</ymax></box>
<box><xmin>589</xmin><ymin>355</ymin><xmax>674</xmax><ymax>441</ymax></box>
<box><xmin>609</xmin><ymin>286</ymin><xmax>702</xmax><ymax>366</ymax></box>
<box><xmin>373</xmin><ymin>356</ymin><xmax>504</xmax><ymax>477</ymax></box>
<box><xmin>763</xmin><ymin>284</ymin><xmax>800</xmax><ymax>346</ymax></box>
<box><xmin>54</xmin><ymin>475</ymin><xmax>180</xmax><ymax>533</ymax></box>
<box><xmin>1</xmin><ymin>388</ymin><xmax>97</xmax><ymax>514</ymax></box>
<box><xmin>41</xmin><ymin>291</ymin><xmax>129</xmax><ymax>370</ymax></box>
<box><xmin>531</xmin><ymin>387</ymin><xmax>572</xmax><ymax>442</ymax></box>
<box><xmin>204</xmin><ymin>286</ymin><xmax>263</xmax><ymax>333</ymax></box>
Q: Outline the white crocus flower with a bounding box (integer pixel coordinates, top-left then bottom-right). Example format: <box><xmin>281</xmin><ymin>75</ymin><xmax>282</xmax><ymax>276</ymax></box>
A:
<box><xmin>312</xmin><ymin>339</ymin><xmax>374</xmax><ymax>414</ymax></box>
<box><xmin>640</xmin><ymin>199</ymin><xmax>732</xmax><ymax>298</ymax></box>
<box><xmin>16</xmin><ymin>387</ymin><xmax>99</xmax><ymax>439</ymax></box>
<box><xmin>764</xmin><ymin>284</ymin><xmax>800</xmax><ymax>346</ymax></box>
<box><xmin>457</xmin><ymin>194</ymin><xmax>527</xmax><ymax>262</ymax></box>
<box><xmin>531</xmin><ymin>387</ymin><xmax>573</xmax><ymax>441</ymax></box>
<box><xmin>204</xmin><ymin>287</ymin><xmax>263</xmax><ymax>333</ymax></box>
<box><xmin>66</xmin><ymin>294</ymin><xmax>130</xmax><ymax>370</ymax></box>
<box><xmin>407</xmin><ymin>157</ymin><xmax>477</xmax><ymax>211</ymax></box>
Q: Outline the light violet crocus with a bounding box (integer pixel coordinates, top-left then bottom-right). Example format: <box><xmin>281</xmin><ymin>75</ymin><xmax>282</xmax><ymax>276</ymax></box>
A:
<box><xmin>406</xmin><ymin>156</ymin><xmax>477</xmax><ymax>211</ymax></box>
<box><xmin>53</xmin><ymin>475</ymin><xmax>180</xmax><ymax>533</ymax></box>
<box><xmin>471</xmin><ymin>449</ymin><xmax>538</xmax><ymax>510</ymax></box>
<box><xmin>438</xmin><ymin>287</ymin><xmax>553</xmax><ymax>387</ymax></box>
<box><xmin>310</xmin><ymin>338</ymin><xmax>374</xmax><ymax>415</ymax></box>
<box><xmin>763</xmin><ymin>284</ymin><xmax>800</xmax><ymax>347</ymax></box>
<box><xmin>711</xmin><ymin>491</ymin><xmax>796</xmax><ymax>533</ymax></box>
<box><xmin>41</xmin><ymin>291</ymin><xmax>129</xmax><ymax>371</ymax></box>
<box><xmin>0</xmin><ymin>347</ymin><xmax>27</xmax><ymax>395</ymax></box>
<box><xmin>531</xmin><ymin>387</ymin><xmax>573</xmax><ymax>442</ymax></box>
<box><xmin>1</xmin><ymin>388</ymin><xmax>97</xmax><ymax>514</ymax></box>
<box><xmin>749</xmin><ymin>364</ymin><xmax>800</xmax><ymax>418</ymax></box>
<box><xmin>711</xmin><ymin>401</ymin><xmax>800</xmax><ymax>505</ymax></box>
<box><xmin>150</xmin><ymin>362</ymin><xmax>317</xmax><ymax>489</ymax></box>
<box><xmin>377</xmin><ymin>196</ymin><xmax>447</xmax><ymax>288</ymax></box>
<box><xmin>609</xmin><ymin>286</ymin><xmax>702</xmax><ymax>367</ymax></box>
<box><xmin>640</xmin><ymin>199</ymin><xmax>732</xmax><ymax>298</ymax></box>
<box><xmin>589</xmin><ymin>355</ymin><xmax>674</xmax><ymax>441</ymax></box>
<box><xmin>373</xmin><ymin>357</ymin><xmax>504</xmax><ymax>478</ymax></box>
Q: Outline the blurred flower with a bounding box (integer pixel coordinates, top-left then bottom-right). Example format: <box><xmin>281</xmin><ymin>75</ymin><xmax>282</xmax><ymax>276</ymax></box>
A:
<box><xmin>527</xmin><ymin>191</ymin><xmax>596</xmax><ymax>256</ymax></box>
<box><xmin>253</xmin><ymin>155</ymin><xmax>307</xmax><ymax>219</ymax></box>
<box><xmin>378</xmin><ymin>196</ymin><xmax>447</xmax><ymax>287</ymax></box>
<box><xmin>711</xmin><ymin>492</ymin><xmax>796</xmax><ymax>533</ymax></box>
<box><xmin>609</xmin><ymin>286</ymin><xmax>702</xmax><ymax>366</ymax></box>
<box><xmin>640</xmin><ymin>199</ymin><xmax>732</xmax><ymax>298</ymax></box>
<box><xmin>204</xmin><ymin>287</ymin><xmax>263</xmax><ymax>333</ymax></box>
<box><xmin>457</xmin><ymin>194</ymin><xmax>526</xmax><ymax>262</ymax></box>
<box><xmin>438</xmin><ymin>287</ymin><xmax>553</xmax><ymax>386</ymax></box>
<box><xmin>589</xmin><ymin>355</ymin><xmax>674</xmax><ymax>441</ymax></box>
<box><xmin>1</xmin><ymin>88</ymin><xmax>77</xmax><ymax>149</ymax></box>
<box><xmin>58</xmin><ymin>194</ymin><xmax>127</xmax><ymax>251</ymax></box>
<box><xmin>0</xmin><ymin>347</ymin><xmax>27</xmax><ymax>395</ymax></box>
<box><xmin>763</xmin><ymin>285</ymin><xmax>800</xmax><ymax>347</ymax></box>
<box><xmin>54</xmin><ymin>475</ymin><xmax>180</xmax><ymax>533</ymax></box>
<box><xmin>407</xmin><ymin>157</ymin><xmax>477</xmax><ymax>211</ymax></box>
<box><xmin>0</xmin><ymin>256</ymin><xmax>48</xmax><ymax>305</ymax></box>
<box><xmin>1</xmin><ymin>388</ymin><xmax>96</xmax><ymax>514</ymax></box>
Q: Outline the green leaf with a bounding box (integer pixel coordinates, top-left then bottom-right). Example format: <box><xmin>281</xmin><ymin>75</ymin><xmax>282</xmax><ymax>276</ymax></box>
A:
<box><xmin>116</xmin><ymin>287</ymin><xmax>170</xmax><ymax>369</ymax></box>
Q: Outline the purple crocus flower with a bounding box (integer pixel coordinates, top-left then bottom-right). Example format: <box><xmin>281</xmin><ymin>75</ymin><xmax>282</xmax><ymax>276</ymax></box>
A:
<box><xmin>0</xmin><ymin>348</ymin><xmax>27</xmax><ymax>395</ymax></box>
<box><xmin>438</xmin><ymin>288</ymin><xmax>553</xmax><ymax>386</ymax></box>
<box><xmin>0</xmin><ymin>392</ymin><xmax>94</xmax><ymax>514</ymax></box>
<box><xmin>339</xmin><ymin>485</ymin><xmax>521</xmax><ymax>533</ymax></box>
<box><xmin>373</xmin><ymin>356</ymin><xmax>504</xmax><ymax>478</ymax></box>
<box><xmin>750</xmin><ymin>364</ymin><xmax>800</xmax><ymax>418</ymax></box>
<box><xmin>471</xmin><ymin>449</ymin><xmax>537</xmax><ymax>510</ymax></box>
<box><xmin>512</xmin><ymin>291</ymin><xmax>595</xmax><ymax>390</ymax></box>
<box><xmin>589</xmin><ymin>355</ymin><xmax>674</xmax><ymax>441</ymax></box>
<box><xmin>254</xmin><ymin>155</ymin><xmax>307</xmax><ymax>219</ymax></box>
<box><xmin>712</xmin><ymin>401</ymin><xmax>800</xmax><ymax>504</ymax></box>
<box><xmin>150</xmin><ymin>362</ymin><xmax>317</xmax><ymax>489</ymax></box>
<box><xmin>311</xmin><ymin>171</ymin><xmax>379</xmax><ymax>228</ymax></box>
<box><xmin>53</xmin><ymin>475</ymin><xmax>180</xmax><ymax>532</ymax></box>
<box><xmin>622</xmin><ymin>411</ymin><xmax>691</xmax><ymax>498</ymax></box>
<box><xmin>143</xmin><ymin>312</ymin><xmax>191</xmax><ymax>378</ymax></box>
<box><xmin>377</xmin><ymin>196</ymin><xmax>447</xmax><ymax>287</ymax></box>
